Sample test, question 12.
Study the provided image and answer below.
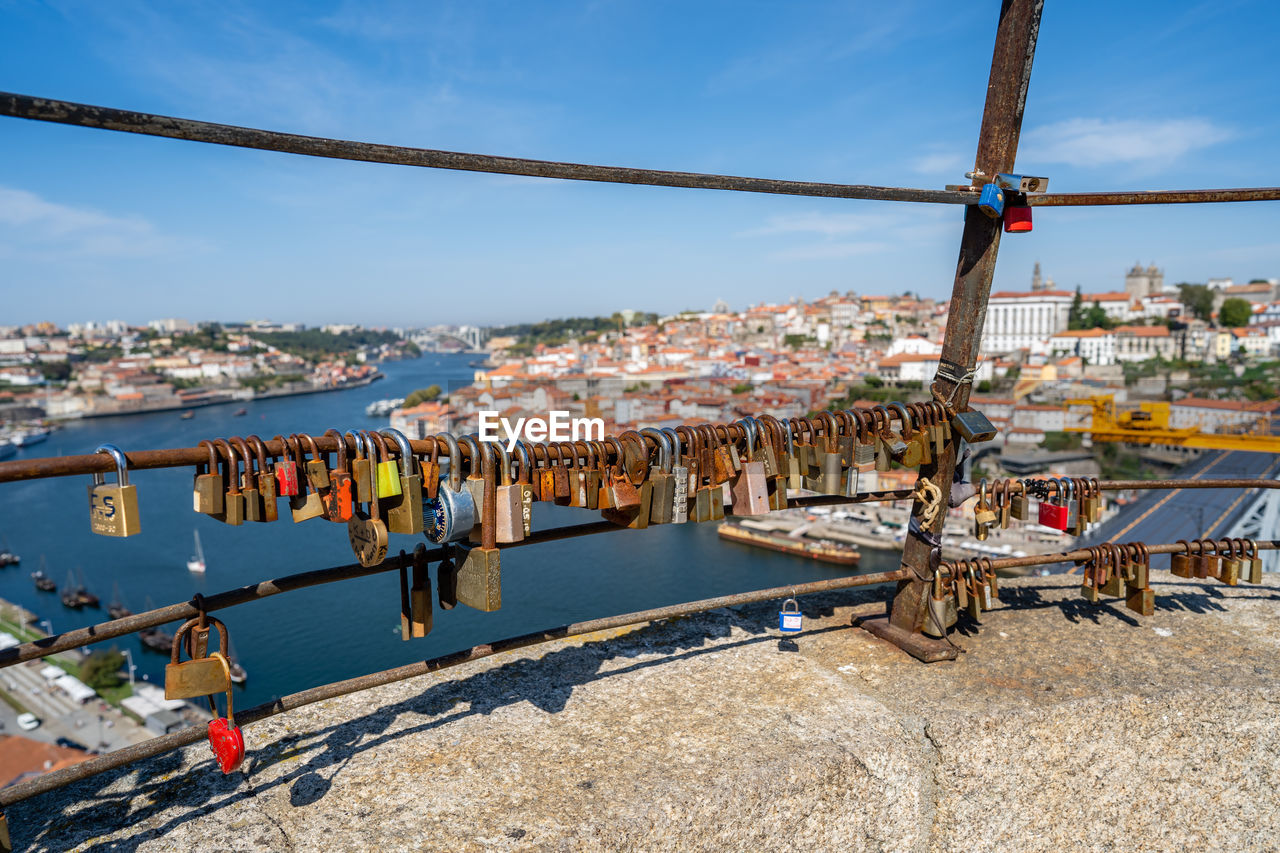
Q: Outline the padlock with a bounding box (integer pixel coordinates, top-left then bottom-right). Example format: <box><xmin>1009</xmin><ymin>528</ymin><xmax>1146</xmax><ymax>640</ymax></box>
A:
<box><xmin>286</xmin><ymin>436</ymin><xmax>327</xmax><ymax>523</ymax></box>
<box><xmin>231</xmin><ymin>437</ymin><xmax>263</xmax><ymax>523</ymax></box>
<box><xmin>408</xmin><ymin>543</ymin><xmax>432</xmax><ymax>638</ymax></box>
<box><xmin>193</xmin><ymin>440</ymin><xmax>224</xmax><ymax>516</ymax></box>
<box><xmin>951</xmin><ymin>409</ymin><xmax>997</xmax><ymax>444</ymax></box>
<box><xmin>459</xmin><ymin>435</ymin><xmax>488</xmax><ymax>543</ymax></box>
<box><xmin>205</xmin><ymin>659</ymin><xmax>245</xmax><ymax>775</ymax></box>
<box><xmin>1171</xmin><ymin>540</ymin><xmax>1194</xmax><ymax>579</ymax></box>
<box><xmin>166</xmin><ymin>616</ymin><xmax>232</xmax><ymax>700</ymax></box>
<box><xmin>317</xmin><ymin>431</ymin><xmax>352</xmax><ymax>523</ymax></box>
<box><xmin>731</xmin><ymin>419</ymin><xmax>771</xmax><ymax>515</ymax></box>
<box><xmin>1003</xmin><ymin>192</ymin><xmax>1032</xmax><ymax>232</ymax></box>
<box><xmin>993</xmin><ymin>173</ymin><xmax>1049</xmax><ymax>193</ymax></box>
<box><xmin>973</xmin><ymin>479</ymin><xmax>997</xmax><ymax>541</ymax></box>
<box><xmin>977</xmin><ymin>183</ymin><xmax>1005</xmax><ymax>218</ymax></box>
<box><xmin>890</xmin><ymin>403</ymin><xmax>923</xmax><ymax>468</ymax></box>
<box><xmin>456</xmin><ymin>441</ymin><xmax>501</xmax><ymax>612</ymax></box>
<box><xmin>214</xmin><ymin>439</ymin><xmax>245</xmax><ymax>526</ymax></box>
<box><xmin>642</xmin><ymin>428</ymin><xmax>675</xmax><ymax>524</ymax></box>
<box><xmin>349</xmin><ymin>431</ymin><xmax>375</xmax><ymax>504</ymax></box>
<box><xmin>87</xmin><ymin>444</ymin><xmax>140</xmax><ymax>537</ymax></box>
<box><xmin>783</xmin><ymin>418</ymin><xmax>805</xmax><ymax>493</ymax></box>
<box><xmin>758</xmin><ymin>416</ymin><xmax>790</xmax><ymax>509</ymax></box>
<box><xmin>302</xmin><ymin>433</ymin><xmax>330</xmax><ymax>490</ymax></box>
<box><xmin>420</xmin><ymin>433</ymin><xmax>441</xmax><ymax>501</ymax></box>
<box><xmin>374</xmin><ymin>431</ymin><xmax>403</xmax><ymax>499</ymax></box>
<box><xmin>582</xmin><ymin>441</ymin><xmax>602</xmax><ymax>511</ymax></box>
<box><xmin>1009</xmin><ymin>480</ymin><xmax>1029</xmax><ymax>521</ymax></box>
<box><xmin>437</xmin><ymin>544</ymin><xmax>458</xmax><ymax>610</ymax></box>
<box><xmin>1062</xmin><ymin>479</ymin><xmax>1080</xmax><ymax>534</ymax></box>
<box><xmin>603</xmin><ymin>434</ymin><xmax>650</xmax><ymax>527</ymax></box>
<box><xmin>423</xmin><ymin>433</ymin><xmax>477</xmax><ymax>544</ymax></box>
<box><xmin>1221</xmin><ymin>539</ymin><xmax>1242</xmax><ymax>586</ymax></box>
<box><xmin>1124</xmin><ymin>543</ymin><xmax>1154</xmax><ymax>616</ymax></box>
<box><xmin>923</xmin><ymin>567</ymin><xmax>950</xmax><ymax>639</ymax></box>
<box><xmin>1037</xmin><ymin>480</ymin><xmax>1068</xmax><ymax>531</ymax></box>
<box><xmin>664</xmin><ymin>427</ymin><xmax>690</xmax><ymax>524</ymax></box>
<box><xmin>382</xmin><ymin>428</ymin><xmax>425</xmax><ymax>535</ymax></box>
<box><xmin>713</xmin><ymin>424</ymin><xmax>741</xmax><ymax>475</ymax></box>
<box><xmin>1078</xmin><ymin>549</ymin><xmax>1100</xmax><ymax>603</ymax></box>
<box><xmin>347</xmin><ymin>458</ymin><xmax>389</xmax><ymax>568</ymax></box>
<box><xmin>1100</xmin><ymin>547</ymin><xmax>1123</xmax><ymax>597</ymax></box>
<box><xmin>492</xmin><ymin>443</ymin><xmax>524</xmax><ymax>543</ymax></box>
<box><xmin>778</xmin><ymin>598</ymin><xmax>802</xmax><ymax>633</ymax></box>
<box><xmin>271</xmin><ymin>433</ymin><xmax>300</xmax><ymax>497</ymax></box>
<box><xmin>1246</xmin><ymin>539</ymin><xmax>1263</xmax><ymax>585</ymax></box>
<box><xmin>513</xmin><ymin>442</ymin><xmax>535</xmax><ymax>537</ymax></box>
<box><xmin>248</xmin><ymin>435</ymin><xmax>278</xmax><ymax>522</ymax></box>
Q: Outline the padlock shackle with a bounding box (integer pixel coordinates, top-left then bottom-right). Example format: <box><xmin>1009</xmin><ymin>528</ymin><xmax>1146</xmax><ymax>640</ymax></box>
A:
<box><xmin>381</xmin><ymin>428</ymin><xmax>414</xmax><ymax>475</ymax></box>
<box><xmin>94</xmin><ymin>444</ymin><xmax>130</xmax><ymax>486</ymax></box>
<box><xmin>170</xmin><ymin>614</ymin><xmax>228</xmax><ymax>665</ymax></box>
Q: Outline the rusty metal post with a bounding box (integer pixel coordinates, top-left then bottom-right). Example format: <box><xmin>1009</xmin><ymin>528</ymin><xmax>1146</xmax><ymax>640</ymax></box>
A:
<box><xmin>860</xmin><ymin>0</ymin><xmax>1044</xmax><ymax>661</ymax></box>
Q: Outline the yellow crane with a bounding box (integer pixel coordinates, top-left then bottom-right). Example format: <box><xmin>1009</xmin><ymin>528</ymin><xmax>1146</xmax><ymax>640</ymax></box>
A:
<box><xmin>1064</xmin><ymin>394</ymin><xmax>1280</xmax><ymax>452</ymax></box>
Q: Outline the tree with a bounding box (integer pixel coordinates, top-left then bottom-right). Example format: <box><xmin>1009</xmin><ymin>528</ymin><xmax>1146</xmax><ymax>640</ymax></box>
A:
<box><xmin>80</xmin><ymin>648</ymin><xmax>125</xmax><ymax>690</ymax></box>
<box><xmin>1220</xmin><ymin>297</ymin><xmax>1253</xmax><ymax>328</ymax></box>
<box><xmin>403</xmin><ymin>385</ymin><xmax>442</xmax><ymax>408</ymax></box>
<box><xmin>1067</xmin><ymin>287</ymin><xmax>1085</xmax><ymax>330</ymax></box>
<box><xmin>1084</xmin><ymin>302</ymin><xmax>1113</xmax><ymax>330</ymax></box>
<box><xmin>1178</xmin><ymin>283</ymin><xmax>1215</xmax><ymax>321</ymax></box>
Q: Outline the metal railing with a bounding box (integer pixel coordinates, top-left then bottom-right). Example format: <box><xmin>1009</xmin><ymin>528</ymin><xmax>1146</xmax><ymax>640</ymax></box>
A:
<box><xmin>1</xmin><ymin>0</ymin><xmax>1278</xmax><ymax>842</ymax></box>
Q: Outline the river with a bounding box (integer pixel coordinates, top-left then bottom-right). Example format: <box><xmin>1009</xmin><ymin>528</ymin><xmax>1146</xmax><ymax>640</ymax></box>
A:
<box><xmin>0</xmin><ymin>354</ymin><xmax>899</xmax><ymax>710</ymax></box>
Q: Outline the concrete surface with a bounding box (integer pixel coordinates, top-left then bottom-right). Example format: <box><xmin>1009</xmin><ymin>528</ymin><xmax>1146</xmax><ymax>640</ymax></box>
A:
<box><xmin>10</xmin><ymin>574</ymin><xmax>1280</xmax><ymax>851</ymax></box>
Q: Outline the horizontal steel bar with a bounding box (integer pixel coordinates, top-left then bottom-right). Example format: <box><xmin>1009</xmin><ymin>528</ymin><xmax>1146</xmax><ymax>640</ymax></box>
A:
<box><xmin>4</xmin><ymin>93</ymin><xmax>1275</xmax><ymax>209</ymax></box>
<box><xmin>945</xmin><ymin>539</ymin><xmax>1280</xmax><ymax>573</ymax></box>
<box><xmin>1031</xmin><ymin>188</ymin><xmax>1280</xmax><ymax>206</ymax></box>
<box><xmin>0</xmin><ymin>92</ymin><xmax>970</xmax><ymax>205</ymax></box>
<box><xmin>0</xmin><ymin>567</ymin><xmax>907</xmax><ymax>809</ymax></box>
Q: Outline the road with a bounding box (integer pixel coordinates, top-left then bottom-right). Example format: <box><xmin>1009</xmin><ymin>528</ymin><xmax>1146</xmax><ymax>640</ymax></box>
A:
<box><xmin>1078</xmin><ymin>450</ymin><xmax>1280</xmax><ymax>570</ymax></box>
<box><xmin>0</xmin><ymin>658</ymin><xmax>153</xmax><ymax>754</ymax></box>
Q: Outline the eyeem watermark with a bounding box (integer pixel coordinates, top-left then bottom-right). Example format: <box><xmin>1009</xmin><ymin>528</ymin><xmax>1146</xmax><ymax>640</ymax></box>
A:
<box><xmin>478</xmin><ymin>411</ymin><xmax>605</xmax><ymax>452</ymax></box>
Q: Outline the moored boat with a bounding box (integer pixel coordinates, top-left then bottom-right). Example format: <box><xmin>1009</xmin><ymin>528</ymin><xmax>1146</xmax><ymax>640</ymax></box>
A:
<box><xmin>717</xmin><ymin>521</ymin><xmax>860</xmax><ymax>566</ymax></box>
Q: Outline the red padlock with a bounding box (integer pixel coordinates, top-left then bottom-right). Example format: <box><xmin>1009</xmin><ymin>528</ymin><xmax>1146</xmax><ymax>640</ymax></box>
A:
<box><xmin>1003</xmin><ymin>198</ymin><xmax>1033</xmax><ymax>233</ymax></box>
<box><xmin>208</xmin><ymin>716</ymin><xmax>245</xmax><ymax>774</ymax></box>
<box><xmin>273</xmin><ymin>434</ymin><xmax>300</xmax><ymax>497</ymax></box>
<box><xmin>1037</xmin><ymin>485</ymin><xmax>1068</xmax><ymax>530</ymax></box>
<box><xmin>205</xmin><ymin>652</ymin><xmax>246</xmax><ymax>774</ymax></box>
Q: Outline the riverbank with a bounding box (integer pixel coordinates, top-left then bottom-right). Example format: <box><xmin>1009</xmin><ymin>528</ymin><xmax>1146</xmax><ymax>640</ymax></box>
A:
<box><xmin>61</xmin><ymin>371</ymin><xmax>384</xmax><ymax>421</ymax></box>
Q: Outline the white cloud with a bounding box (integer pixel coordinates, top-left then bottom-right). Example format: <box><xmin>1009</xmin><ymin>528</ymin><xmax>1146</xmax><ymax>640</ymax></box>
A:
<box><xmin>1019</xmin><ymin>118</ymin><xmax>1232</xmax><ymax>168</ymax></box>
<box><xmin>912</xmin><ymin>151</ymin><xmax>968</xmax><ymax>175</ymax></box>
<box><xmin>769</xmin><ymin>241</ymin><xmax>889</xmax><ymax>261</ymax></box>
<box><xmin>744</xmin><ymin>212</ymin><xmax>884</xmax><ymax>238</ymax></box>
<box><xmin>0</xmin><ymin>187</ymin><xmax>202</xmax><ymax>258</ymax></box>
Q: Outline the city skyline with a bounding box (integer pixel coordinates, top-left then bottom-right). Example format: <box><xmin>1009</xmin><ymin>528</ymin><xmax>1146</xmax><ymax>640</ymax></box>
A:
<box><xmin>3</xmin><ymin>1</ymin><xmax>1279</xmax><ymax>326</ymax></box>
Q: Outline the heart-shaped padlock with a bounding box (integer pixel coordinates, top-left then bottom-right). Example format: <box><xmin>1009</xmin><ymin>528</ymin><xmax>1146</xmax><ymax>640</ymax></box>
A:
<box><xmin>208</xmin><ymin>716</ymin><xmax>245</xmax><ymax>774</ymax></box>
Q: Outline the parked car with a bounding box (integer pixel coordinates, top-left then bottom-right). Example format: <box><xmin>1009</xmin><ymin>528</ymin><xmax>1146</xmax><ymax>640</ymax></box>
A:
<box><xmin>55</xmin><ymin>737</ymin><xmax>88</xmax><ymax>751</ymax></box>
<box><xmin>16</xmin><ymin>712</ymin><xmax>40</xmax><ymax>731</ymax></box>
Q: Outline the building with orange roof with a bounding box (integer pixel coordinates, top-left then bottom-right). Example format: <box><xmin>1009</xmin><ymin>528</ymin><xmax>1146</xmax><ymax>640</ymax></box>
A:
<box><xmin>0</xmin><ymin>735</ymin><xmax>94</xmax><ymax>788</ymax></box>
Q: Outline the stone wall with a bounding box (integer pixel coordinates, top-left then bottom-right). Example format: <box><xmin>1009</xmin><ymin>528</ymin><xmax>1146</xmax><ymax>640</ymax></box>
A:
<box><xmin>13</xmin><ymin>574</ymin><xmax>1280</xmax><ymax>851</ymax></box>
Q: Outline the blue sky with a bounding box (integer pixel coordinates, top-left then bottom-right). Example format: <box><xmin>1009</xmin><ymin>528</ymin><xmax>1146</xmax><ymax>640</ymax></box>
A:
<box><xmin>2</xmin><ymin>1</ymin><xmax>1278</xmax><ymax>327</ymax></box>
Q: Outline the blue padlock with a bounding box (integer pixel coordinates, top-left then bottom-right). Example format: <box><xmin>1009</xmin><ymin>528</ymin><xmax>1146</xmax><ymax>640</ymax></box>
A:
<box><xmin>977</xmin><ymin>183</ymin><xmax>1005</xmax><ymax>219</ymax></box>
<box><xmin>778</xmin><ymin>598</ymin><xmax>802</xmax><ymax>633</ymax></box>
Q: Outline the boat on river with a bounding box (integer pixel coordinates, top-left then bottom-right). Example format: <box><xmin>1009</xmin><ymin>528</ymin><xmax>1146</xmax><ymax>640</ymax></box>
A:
<box><xmin>187</xmin><ymin>530</ymin><xmax>206</xmax><ymax>573</ymax></box>
<box><xmin>108</xmin><ymin>582</ymin><xmax>132</xmax><ymax>620</ymax></box>
<box><xmin>32</xmin><ymin>558</ymin><xmax>56</xmax><ymax>592</ymax></box>
<box><xmin>717</xmin><ymin>521</ymin><xmax>860</xmax><ymax>566</ymax></box>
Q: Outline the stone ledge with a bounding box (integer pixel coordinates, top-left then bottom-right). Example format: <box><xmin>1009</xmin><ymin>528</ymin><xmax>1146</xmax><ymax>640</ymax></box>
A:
<box><xmin>12</xmin><ymin>575</ymin><xmax>1280</xmax><ymax>852</ymax></box>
